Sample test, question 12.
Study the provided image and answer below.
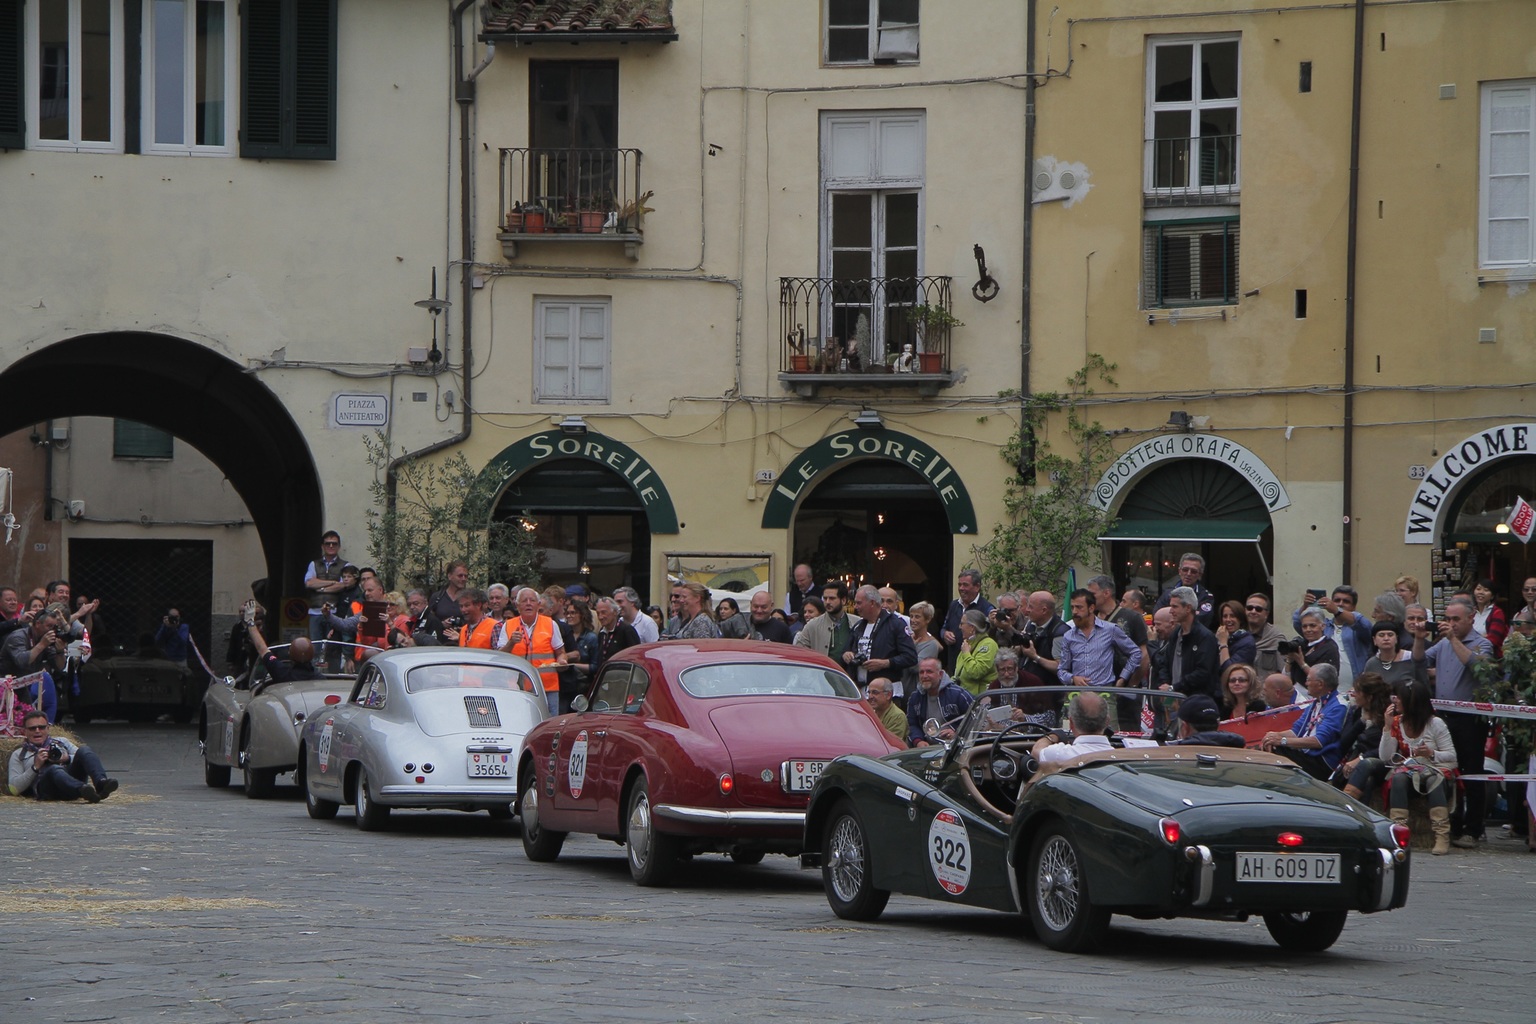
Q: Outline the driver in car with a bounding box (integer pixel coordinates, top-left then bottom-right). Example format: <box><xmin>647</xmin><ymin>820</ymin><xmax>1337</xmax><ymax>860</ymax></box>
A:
<box><xmin>244</xmin><ymin>620</ymin><xmax>322</xmax><ymax>684</ymax></box>
<box><xmin>1031</xmin><ymin>692</ymin><xmax>1113</xmax><ymax>764</ymax></box>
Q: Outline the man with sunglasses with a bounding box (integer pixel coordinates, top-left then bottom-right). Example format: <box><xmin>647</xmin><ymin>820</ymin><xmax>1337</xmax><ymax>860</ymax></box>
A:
<box><xmin>1244</xmin><ymin>593</ymin><xmax>1286</xmax><ymax>676</ymax></box>
<box><xmin>304</xmin><ymin>530</ymin><xmax>348</xmax><ymax>651</ymax></box>
<box><xmin>7</xmin><ymin>709</ymin><xmax>117</xmax><ymax>801</ymax></box>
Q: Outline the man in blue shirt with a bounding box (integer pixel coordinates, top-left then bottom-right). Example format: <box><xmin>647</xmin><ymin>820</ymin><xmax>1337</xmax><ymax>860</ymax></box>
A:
<box><xmin>1260</xmin><ymin>663</ymin><xmax>1348</xmax><ymax>780</ymax></box>
<box><xmin>906</xmin><ymin>656</ymin><xmax>973</xmax><ymax>747</ymax></box>
<box><xmin>1056</xmin><ymin>589</ymin><xmax>1141</xmax><ymax>687</ymax></box>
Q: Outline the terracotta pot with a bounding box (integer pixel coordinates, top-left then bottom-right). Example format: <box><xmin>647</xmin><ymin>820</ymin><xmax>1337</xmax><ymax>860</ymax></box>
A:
<box><xmin>790</xmin><ymin>355</ymin><xmax>811</xmax><ymax>373</ymax></box>
<box><xmin>505</xmin><ymin>212</ymin><xmax>525</xmax><ymax>232</ymax></box>
<box><xmin>577</xmin><ymin>210</ymin><xmax>606</xmax><ymax>233</ymax></box>
<box><xmin>523</xmin><ymin>211</ymin><xmax>548</xmax><ymax>234</ymax></box>
<box><xmin>917</xmin><ymin>352</ymin><xmax>944</xmax><ymax>373</ymax></box>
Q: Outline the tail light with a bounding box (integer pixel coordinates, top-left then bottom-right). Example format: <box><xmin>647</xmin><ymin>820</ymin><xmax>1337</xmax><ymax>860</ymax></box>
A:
<box><xmin>323</xmin><ymin>694</ymin><xmax>342</xmax><ymax>705</ymax></box>
<box><xmin>1390</xmin><ymin>823</ymin><xmax>1411</xmax><ymax>850</ymax></box>
<box><xmin>718</xmin><ymin>773</ymin><xmax>734</xmax><ymax>795</ymax></box>
<box><xmin>1277</xmin><ymin>832</ymin><xmax>1304</xmax><ymax>847</ymax></box>
<box><xmin>1158</xmin><ymin>817</ymin><xmax>1181</xmax><ymax>845</ymax></box>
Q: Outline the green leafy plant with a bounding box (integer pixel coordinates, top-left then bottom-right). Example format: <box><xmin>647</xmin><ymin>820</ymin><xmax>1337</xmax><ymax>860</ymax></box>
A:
<box><xmin>970</xmin><ymin>354</ymin><xmax>1119</xmax><ymax>595</ymax></box>
<box><xmin>363</xmin><ymin>433</ymin><xmax>542</xmax><ymax>593</ymax></box>
<box><xmin>1472</xmin><ymin>630</ymin><xmax>1536</xmax><ymax>765</ymax></box>
<box><xmin>905</xmin><ymin>303</ymin><xmax>965</xmax><ymax>330</ymax></box>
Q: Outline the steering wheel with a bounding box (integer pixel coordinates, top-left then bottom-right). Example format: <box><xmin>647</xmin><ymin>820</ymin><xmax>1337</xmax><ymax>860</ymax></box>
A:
<box><xmin>987</xmin><ymin>719</ymin><xmax>1053</xmax><ymax>808</ymax></box>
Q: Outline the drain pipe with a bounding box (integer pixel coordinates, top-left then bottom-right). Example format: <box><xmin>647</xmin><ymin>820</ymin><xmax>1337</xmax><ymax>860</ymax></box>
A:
<box><xmin>1018</xmin><ymin>0</ymin><xmax>1038</xmax><ymax>482</ymax></box>
<box><xmin>385</xmin><ymin>0</ymin><xmax>483</xmax><ymax>555</ymax></box>
<box><xmin>1341</xmin><ymin>0</ymin><xmax>1364</xmax><ymax>586</ymax></box>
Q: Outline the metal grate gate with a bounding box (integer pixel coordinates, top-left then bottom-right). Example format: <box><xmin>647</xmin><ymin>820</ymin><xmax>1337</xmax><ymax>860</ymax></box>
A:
<box><xmin>69</xmin><ymin>539</ymin><xmax>214</xmax><ymax>663</ymax></box>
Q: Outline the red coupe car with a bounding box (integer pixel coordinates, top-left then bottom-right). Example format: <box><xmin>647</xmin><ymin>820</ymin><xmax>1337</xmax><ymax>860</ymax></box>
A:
<box><xmin>516</xmin><ymin>640</ymin><xmax>904</xmax><ymax>885</ymax></box>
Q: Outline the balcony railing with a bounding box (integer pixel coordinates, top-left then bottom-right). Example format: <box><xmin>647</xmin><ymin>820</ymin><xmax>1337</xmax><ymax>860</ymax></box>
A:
<box><xmin>497</xmin><ymin>147</ymin><xmax>644</xmax><ymax>258</ymax></box>
<box><xmin>778</xmin><ymin>276</ymin><xmax>955</xmax><ymax>393</ymax></box>
<box><xmin>1144</xmin><ymin>134</ymin><xmax>1239</xmax><ymax>204</ymax></box>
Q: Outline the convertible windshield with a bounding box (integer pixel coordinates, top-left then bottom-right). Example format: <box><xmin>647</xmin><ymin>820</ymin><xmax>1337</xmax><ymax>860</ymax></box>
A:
<box><xmin>951</xmin><ymin>686</ymin><xmax>1183</xmax><ymax>748</ymax></box>
<box><xmin>406</xmin><ymin>664</ymin><xmax>537</xmax><ymax>694</ymax></box>
<box><xmin>678</xmin><ymin>663</ymin><xmax>861</xmax><ymax>700</ymax></box>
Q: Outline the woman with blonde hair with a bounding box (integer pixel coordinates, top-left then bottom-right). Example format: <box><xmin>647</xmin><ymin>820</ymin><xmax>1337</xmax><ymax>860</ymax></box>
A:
<box><xmin>673</xmin><ymin>581</ymin><xmax>721</xmax><ymax>640</ymax></box>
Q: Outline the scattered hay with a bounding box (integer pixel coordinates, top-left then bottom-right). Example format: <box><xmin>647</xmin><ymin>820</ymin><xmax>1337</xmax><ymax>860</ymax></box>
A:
<box><xmin>447</xmin><ymin>936</ymin><xmax>539</xmax><ymax>947</ymax></box>
<box><xmin>0</xmin><ymin>889</ymin><xmax>279</xmax><ymax>925</ymax></box>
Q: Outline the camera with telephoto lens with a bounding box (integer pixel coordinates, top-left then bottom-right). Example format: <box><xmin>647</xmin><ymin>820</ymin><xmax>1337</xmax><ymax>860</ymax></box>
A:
<box><xmin>44</xmin><ymin>744</ymin><xmax>66</xmax><ymax>765</ymax></box>
<box><xmin>1277</xmin><ymin>639</ymin><xmax>1300</xmax><ymax>656</ymax></box>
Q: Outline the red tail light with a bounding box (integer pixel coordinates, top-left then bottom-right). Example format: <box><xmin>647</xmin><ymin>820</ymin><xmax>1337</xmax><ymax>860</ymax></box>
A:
<box><xmin>1159</xmin><ymin>817</ymin><xmax>1181</xmax><ymax>845</ymax></box>
<box><xmin>1390</xmin><ymin>823</ymin><xmax>1411</xmax><ymax>850</ymax></box>
<box><xmin>1277</xmin><ymin>832</ymin><xmax>1304</xmax><ymax>847</ymax></box>
<box><xmin>718</xmin><ymin>773</ymin><xmax>734</xmax><ymax>795</ymax></box>
<box><xmin>323</xmin><ymin>695</ymin><xmax>342</xmax><ymax>705</ymax></box>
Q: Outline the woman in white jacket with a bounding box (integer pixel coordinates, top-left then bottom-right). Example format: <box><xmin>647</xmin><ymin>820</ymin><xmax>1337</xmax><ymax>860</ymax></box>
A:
<box><xmin>1380</xmin><ymin>681</ymin><xmax>1459</xmax><ymax>854</ymax></box>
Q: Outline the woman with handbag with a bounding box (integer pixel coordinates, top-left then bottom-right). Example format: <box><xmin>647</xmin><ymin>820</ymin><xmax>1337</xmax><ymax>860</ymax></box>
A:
<box><xmin>1380</xmin><ymin>681</ymin><xmax>1459</xmax><ymax>854</ymax></box>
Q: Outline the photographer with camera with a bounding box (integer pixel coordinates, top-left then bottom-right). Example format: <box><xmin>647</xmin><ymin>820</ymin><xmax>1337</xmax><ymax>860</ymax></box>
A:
<box><xmin>7</xmin><ymin>709</ymin><xmax>117</xmax><ymax>801</ymax></box>
<box><xmin>842</xmin><ymin>585</ymin><xmax>918</xmax><ymax>691</ymax></box>
<box><xmin>1</xmin><ymin>602</ymin><xmax>71</xmax><ymax>722</ymax></box>
<box><xmin>155</xmin><ymin>607</ymin><xmax>191</xmax><ymax>664</ymax></box>
<box><xmin>1284</xmin><ymin>606</ymin><xmax>1340</xmax><ymax>688</ymax></box>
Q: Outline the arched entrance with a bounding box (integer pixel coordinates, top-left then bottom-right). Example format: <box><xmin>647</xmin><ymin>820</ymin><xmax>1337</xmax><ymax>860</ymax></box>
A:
<box><xmin>1100</xmin><ymin>458</ymin><xmax>1276</xmax><ymax>604</ymax></box>
<box><xmin>1439</xmin><ymin>457</ymin><xmax>1536</xmax><ymax>609</ymax></box>
<box><xmin>761</xmin><ymin>427</ymin><xmax>978</xmax><ymax>609</ymax></box>
<box><xmin>0</xmin><ymin>333</ymin><xmax>323</xmax><ymax>609</ymax></box>
<box><xmin>477</xmin><ymin>430</ymin><xmax>679</xmax><ymax>600</ymax></box>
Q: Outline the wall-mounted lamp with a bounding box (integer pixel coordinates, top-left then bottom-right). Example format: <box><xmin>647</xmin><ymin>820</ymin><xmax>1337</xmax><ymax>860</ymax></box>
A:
<box><xmin>1496</xmin><ymin>522</ymin><xmax>1511</xmax><ymax>535</ymax></box>
<box><xmin>852</xmin><ymin>409</ymin><xmax>883</xmax><ymax>431</ymax></box>
<box><xmin>557</xmin><ymin>415</ymin><xmax>588</xmax><ymax>436</ymax></box>
<box><xmin>1166</xmin><ymin>410</ymin><xmax>1193</xmax><ymax>432</ymax></box>
<box><xmin>413</xmin><ymin>268</ymin><xmax>451</xmax><ymax>366</ymax></box>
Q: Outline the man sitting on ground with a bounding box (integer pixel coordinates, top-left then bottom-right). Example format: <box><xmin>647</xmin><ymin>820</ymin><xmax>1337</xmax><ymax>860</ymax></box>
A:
<box><xmin>7</xmin><ymin>709</ymin><xmax>118</xmax><ymax>801</ymax></box>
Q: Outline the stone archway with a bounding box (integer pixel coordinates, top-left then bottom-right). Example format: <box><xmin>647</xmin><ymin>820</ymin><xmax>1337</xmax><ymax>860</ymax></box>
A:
<box><xmin>0</xmin><ymin>332</ymin><xmax>323</xmax><ymax>602</ymax></box>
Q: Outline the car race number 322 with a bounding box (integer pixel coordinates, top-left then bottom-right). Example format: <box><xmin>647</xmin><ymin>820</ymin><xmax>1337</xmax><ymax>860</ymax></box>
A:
<box><xmin>568</xmin><ymin>730</ymin><xmax>589</xmax><ymax>799</ymax></box>
<box><xmin>928</xmin><ymin>808</ymin><xmax>972</xmax><ymax>895</ymax></box>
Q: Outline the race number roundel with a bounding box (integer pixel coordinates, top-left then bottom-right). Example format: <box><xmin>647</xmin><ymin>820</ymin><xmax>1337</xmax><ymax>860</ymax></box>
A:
<box><xmin>928</xmin><ymin>808</ymin><xmax>972</xmax><ymax>895</ymax></box>
<box><xmin>317</xmin><ymin>720</ymin><xmax>335</xmax><ymax>773</ymax></box>
<box><xmin>568</xmin><ymin>730</ymin><xmax>589</xmax><ymax>799</ymax></box>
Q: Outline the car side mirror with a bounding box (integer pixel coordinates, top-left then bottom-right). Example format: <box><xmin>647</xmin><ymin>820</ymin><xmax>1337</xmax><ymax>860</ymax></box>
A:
<box><xmin>570</xmin><ymin>694</ymin><xmax>589</xmax><ymax>713</ymax></box>
<box><xmin>923</xmin><ymin>717</ymin><xmax>941</xmax><ymax>739</ymax></box>
<box><xmin>222</xmin><ymin>675</ymin><xmax>236</xmax><ymax>688</ymax></box>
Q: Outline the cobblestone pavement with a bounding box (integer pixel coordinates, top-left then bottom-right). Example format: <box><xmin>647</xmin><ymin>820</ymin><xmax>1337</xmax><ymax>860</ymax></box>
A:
<box><xmin>5</xmin><ymin>723</ymin><xmax>1534</xmax><ymax>1024</ymax></box>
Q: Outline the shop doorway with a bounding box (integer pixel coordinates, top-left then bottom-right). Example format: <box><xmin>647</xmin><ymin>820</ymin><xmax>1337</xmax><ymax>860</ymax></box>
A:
<box><xmin>492</xmin><ymin>458</ymin><xmax>652</xmax><ymax>601</ymax></box>
<box><xmin>791</xmin><ymin>461</ymin><xmax>951</xmax><ymax>609</ymax></box>
<box><xmin>1102</xmin><ymin>459</ymin><xmax>1273</xmax><ymax>605</ymax></box>
<box><xmin>1439</xmin><ymin>458</ymin><xmax>1536</xmax><ymax>613</ymax></box>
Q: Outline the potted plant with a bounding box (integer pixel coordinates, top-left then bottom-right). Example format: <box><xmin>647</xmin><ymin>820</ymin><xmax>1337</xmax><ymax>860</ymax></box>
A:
<box><xmin>787</xmin><ymin>325</ymin><xmax>812</xmax><ymax>373</ymax></box>
<box><xmin>906</xmin><ymin>303</ymin><xmax>963</xmax><ymax>373</ymax></box>
<box><xmin>505</xmin><ymin>201</ymin><xmax>526</xmax><ymax>233</ymax></box>
<box><xmin>576</xmin><ymin>192</ymin><xmax>612</xmax><ymax>233</ymax></box>
<box><xmin>522</xmin><ymin>202</ymin><xmax>549</xmax><ymax>234</ymax></box>
<box><xmin>616</xmin><ymin>190</ymin><xmax>655</xmax><ymax>234</ymax></box>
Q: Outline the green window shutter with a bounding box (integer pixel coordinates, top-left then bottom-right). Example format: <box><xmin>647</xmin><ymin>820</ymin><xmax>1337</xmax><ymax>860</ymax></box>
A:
<box><xmin>241</xmin><ymin>0</ymin><xmax>337</xmax><ymax>160</ymax></box>
<box><xmin>0</xmin><ymin>0</ymin><xmax>22</xmax><ymax>150</ymax></box>
<box><xmin>114</xmin><ymin>420</ymin><xmax>175</xmax><ymax>460</ymax></box>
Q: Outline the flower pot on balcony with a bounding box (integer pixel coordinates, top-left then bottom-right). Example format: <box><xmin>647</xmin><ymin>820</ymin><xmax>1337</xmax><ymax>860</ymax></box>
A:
<box><xmin>505</xmin><ymin>211</ymin><xmax>525</xmax><ymax>232</ymax></box>
<box><xmin>577</xmin><ymin>210</ymin><xmax>606</xmax><ymax>233</ymax></box>
<box><xmin>523</xmin><ymin>211</ymin><xmax>548</xmax><ymax>234</ymax></box>
<box><xmin>789</xmin><ymin>355</ymin><xmax>812</xmax><ymax>373</ymax></box>
<box><xmin>917</xmin><ymin>352</ymin><xmax>944</xmax><ymax>374</ymax></box>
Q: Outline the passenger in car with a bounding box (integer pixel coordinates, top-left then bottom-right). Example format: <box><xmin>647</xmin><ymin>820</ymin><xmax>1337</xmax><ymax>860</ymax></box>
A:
<box><xmin>1167</xmin><ymin>695</ymin><xmax>1245</xmax><ymax>747</ymax></box>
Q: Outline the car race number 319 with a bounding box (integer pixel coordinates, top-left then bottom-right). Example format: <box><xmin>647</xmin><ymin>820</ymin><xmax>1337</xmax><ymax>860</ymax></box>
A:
<box><xmin>929</xmin><ymin>808</ymin><xmax>972</xmax><ymax>895</ymax></box>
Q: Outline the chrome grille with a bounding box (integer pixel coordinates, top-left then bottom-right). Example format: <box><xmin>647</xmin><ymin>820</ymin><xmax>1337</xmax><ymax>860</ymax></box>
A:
<box><xmin>464</xmin><ymin>696</ymin><xmax>501</xmax><ymax>728</ymax></box>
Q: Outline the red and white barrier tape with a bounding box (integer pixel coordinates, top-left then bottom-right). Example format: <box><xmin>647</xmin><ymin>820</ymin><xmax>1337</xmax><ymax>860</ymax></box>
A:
<box><xmin>1458</xmin><ymin>773</ymin><xmax>1536</xmax><ymax>783</ymax></box>
<box><xmin>1431</xmin><ymin>699</ymin><xmax>1536</xmax><ymax>719</ymax></box>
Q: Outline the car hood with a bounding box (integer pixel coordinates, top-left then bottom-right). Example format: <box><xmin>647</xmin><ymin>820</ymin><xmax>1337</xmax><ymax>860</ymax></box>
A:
<box><xmin>412</xmin><ymin>690</ymin><xmax>543</xmax><ymax>738</ymax></box>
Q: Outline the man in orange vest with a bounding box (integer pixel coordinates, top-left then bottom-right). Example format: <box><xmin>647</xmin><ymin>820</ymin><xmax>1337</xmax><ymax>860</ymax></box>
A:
<box><xmin>503</xmin><ymin>586</ymin><xmax>567</xmax><ymax>714</ymax></box>
<box><xmin>452</xmin><ymin>589</ymin><xmax>497</xmax><ymax>650</ymax></box>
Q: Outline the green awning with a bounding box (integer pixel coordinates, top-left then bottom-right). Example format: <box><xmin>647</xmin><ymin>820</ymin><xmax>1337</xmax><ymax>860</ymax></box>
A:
<box><xmin>1100</xmin><ymin>519</ymin><xmax>1269</xmax><ymax>543</ymax></box>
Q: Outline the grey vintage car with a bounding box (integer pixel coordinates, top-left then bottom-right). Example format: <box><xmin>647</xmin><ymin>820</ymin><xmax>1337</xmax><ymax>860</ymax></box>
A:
<box><xmin>200</xmin><ymin>640</ymin><xmax>361</xmax><ymax>798</ymax></box>
<box><xmin>297</xmin><ymin>647</ymin><xmax>547</xmax><ymax>830</ymax></box>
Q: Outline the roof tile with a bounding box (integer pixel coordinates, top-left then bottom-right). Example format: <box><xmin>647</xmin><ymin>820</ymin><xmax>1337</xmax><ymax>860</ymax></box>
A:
<box><xmin>482</xmin><ymin>0</ymin><xmax>676</xmax><ymax>38</ymax></box>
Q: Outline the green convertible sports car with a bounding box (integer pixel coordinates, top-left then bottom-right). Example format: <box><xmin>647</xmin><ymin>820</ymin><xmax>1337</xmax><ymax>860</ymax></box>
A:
<box><xmin>801</xmin><ymin>686</ymin><xmax>1411</xmax><ymax>953</ymax></box>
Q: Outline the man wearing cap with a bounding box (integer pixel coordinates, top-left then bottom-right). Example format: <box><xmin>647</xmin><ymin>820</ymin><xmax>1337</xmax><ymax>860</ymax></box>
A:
<box><xmin>1168</xmin><ymin>695</ymin><xmax>1245</xmax><ymax>747</ymax></box>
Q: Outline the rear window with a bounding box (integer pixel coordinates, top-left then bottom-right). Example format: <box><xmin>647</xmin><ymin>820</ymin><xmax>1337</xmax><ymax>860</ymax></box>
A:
<box><xmin>405</xmin><ymin>664</ymin><xmax>537</xmax><ymax>694</ymax></box>
<box><xmin>678</xmin><ymin>663</ymin><xmax>860</xmax><ymax>699</ymax></box>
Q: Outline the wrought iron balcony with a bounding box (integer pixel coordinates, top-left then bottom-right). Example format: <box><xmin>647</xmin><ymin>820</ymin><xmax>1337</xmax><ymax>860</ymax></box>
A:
<box><xmin>498</xmin><ymin>147</ymin><xmax>645</xmax><ymax>259</ymax></box>
<box><xmin>1144</xmin><ymin>134</ymin><xmax>1239</xmax><ymax>205</ymax></box>
<box><xmin>778</xmin><ymin>276</ymin><xmax>956</xmax><ymax>397</ymax></box>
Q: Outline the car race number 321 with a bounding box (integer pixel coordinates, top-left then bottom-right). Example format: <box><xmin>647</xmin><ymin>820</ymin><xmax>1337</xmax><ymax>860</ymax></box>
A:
<box><xmin>568</xmin><ymin>730</ymin><xmax>589</xmax><ymax>799</ymax></box>
<box><xmin>928</xmin><ymin>808</ymin><xmax>972</xmax><ymax>895</ymax></box>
